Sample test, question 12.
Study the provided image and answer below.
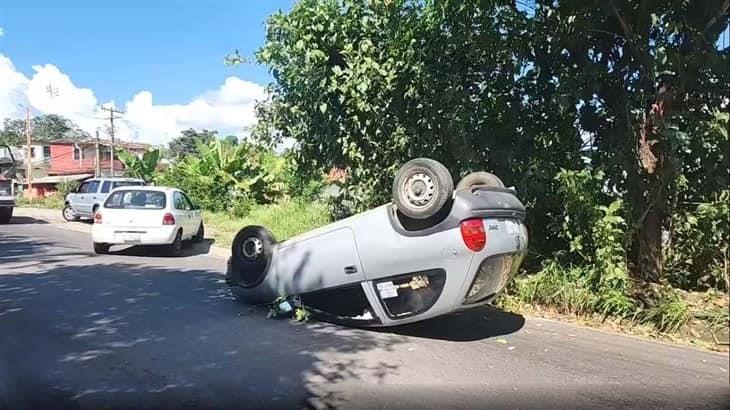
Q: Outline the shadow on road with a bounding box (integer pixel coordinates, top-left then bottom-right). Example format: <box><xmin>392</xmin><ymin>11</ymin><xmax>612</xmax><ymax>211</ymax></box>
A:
<box><xmin>7</xmin><ymin>216</ymin><xmax>49</xmax><ymax>225</ymax></box>
<box><xmin>109</xmin><ymin>238</ymin><xmax>216</xmax><ymax>258</ymax></box>
<box><xmin>382</xmin><ymin>305</ymin><xmax>525</xmax><ymax>342</ymax></box>
<box><xmin>0</xmin><ymin>260</ymin><xmax>407</xmax><ymax>409</ymax></box>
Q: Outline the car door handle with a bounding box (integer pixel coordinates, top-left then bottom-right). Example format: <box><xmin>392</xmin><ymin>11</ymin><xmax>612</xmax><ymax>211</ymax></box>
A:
<box><xmin>344</xmin><ymin>265</ymin><xmax>358</xmax><ymax>274</ymax></box>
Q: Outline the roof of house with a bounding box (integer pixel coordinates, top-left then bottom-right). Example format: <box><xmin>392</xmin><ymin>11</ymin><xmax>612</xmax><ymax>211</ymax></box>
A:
<box><xmin>51</xmin><ymin>139</ymin><xmax>151</xmax><ymax>150</ymax></box>
<box><xmin>31</xmin><ymin>173</ymin><xmax>94</xmax><ymax>184</ymax></box>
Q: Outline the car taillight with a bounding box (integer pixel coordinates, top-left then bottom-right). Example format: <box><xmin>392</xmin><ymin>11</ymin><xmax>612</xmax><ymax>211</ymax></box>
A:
<box><xmin>94</xmin><ymin>212</ymin><xmax>102</xmax><ymax>224</ymax></box>
<box><xmin>162</xmin><ymin>213</ymin><xmax>175</xmax><ymax>225</ymax></box>
<box><xmin>460</xmin><ymin>219</ymin><xmax>486</xmax><ymax>252</ymax></box>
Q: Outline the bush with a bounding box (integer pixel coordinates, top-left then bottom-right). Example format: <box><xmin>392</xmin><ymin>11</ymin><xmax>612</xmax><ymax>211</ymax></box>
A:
<box><xmin>505</xmin><ymin>169</ymin><xmax>636</xmax><ymax>318</ymax></box>
<box><xmin>665</xmin><ymin>191</ymin><xmax>729</xmax><ymax>291</ymax></box>
<box><xmin>155</xmin><ymin>139</ymin><xmax>292</xmax><ymax>212</ymax></box>
<box><xmin>17</xmin><ymin>193</ymin><xmax>64</xmax><ymax>209</ymax></box>
<box><xmin>510</xmin><ymin>261</ymin><xmax>597</xmax><ymax>316</ymax></box>
<box><xmin>56</xmin><ymin>179</ymin><xmax>79</xmax><ymax>196</ymax></box>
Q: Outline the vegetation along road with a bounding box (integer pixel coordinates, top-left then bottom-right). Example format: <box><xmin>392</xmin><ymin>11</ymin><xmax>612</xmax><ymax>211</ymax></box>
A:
<box><xmin>1</xmin><ymin>217</ymin><xmax>728</xmax><ymax>409</ymax></box>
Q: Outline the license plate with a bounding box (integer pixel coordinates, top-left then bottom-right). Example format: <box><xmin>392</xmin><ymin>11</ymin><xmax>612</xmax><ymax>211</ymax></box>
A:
<box><xmin>122</xmin><ymin>233</ymin><xmax>140</xmax><ymax>243</ymax></box>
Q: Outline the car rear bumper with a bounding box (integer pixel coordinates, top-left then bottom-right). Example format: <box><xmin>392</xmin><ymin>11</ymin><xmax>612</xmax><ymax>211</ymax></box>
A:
<box><xmin>0</xmin><ymin>196</ymin><xmax>15</xmax><ymax>207</ymax></box>
<box><xmin>91</xmin><ymin>225</ymin><xmax>178</xmax><ymax>245</ymax></box>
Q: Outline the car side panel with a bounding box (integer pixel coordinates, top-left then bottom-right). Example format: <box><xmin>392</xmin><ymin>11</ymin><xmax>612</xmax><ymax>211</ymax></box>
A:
<box><xmin>262</xmin><ymin>227</ymin><xmax>366</xmax><ymax>297</ymax></box>
<box><xmin>345</xmin><ymin>205</ymin><xmax>476</xmax><ymax>324</ymax></box>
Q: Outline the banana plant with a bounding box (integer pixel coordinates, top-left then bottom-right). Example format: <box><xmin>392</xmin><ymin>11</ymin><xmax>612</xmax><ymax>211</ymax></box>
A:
<box><xmin>117</xmin><ymin>149</ymin><xmax>161</xmax><ymax>181</ymax></box>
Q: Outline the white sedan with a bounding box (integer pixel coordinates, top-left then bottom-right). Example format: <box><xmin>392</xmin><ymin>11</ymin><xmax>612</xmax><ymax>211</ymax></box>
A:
<box><xmin>91</xmin><ymin>186</ymin><xmax>204</xmax><ymax>256</ymax></box>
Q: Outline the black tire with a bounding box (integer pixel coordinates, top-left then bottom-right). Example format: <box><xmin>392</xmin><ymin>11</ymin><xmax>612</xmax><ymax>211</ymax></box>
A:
<box><xmin>230</xmin><ymin>225</ymin><xmax>276</xmax><ymax>288</ymax></box>
<box><xmin>456</xmin><ymin>171</ymin><xmax>505</xmax><ymax>190</ymax></box>
<box><xmin>392</xmin><ymin>158</ymin><xmax>453</xmax><ymax>220</ymax></box>
<box><xmin>0</xmin><ymin>207</ymin><xmax>12</xmax><ymax>224</ymax></box>
<box><xmin>167</xmin><ymin>230</ymin><xmax>183</xmax><ymax>257</ymax></box>
<box><xmin>93</xmin><ymin>242</ymin><xmax>110</xmax><ymax>254</ymax></box>
<box><xmin>62</xmin><ymin>205</ymin><xmax>79</xmax><ymax>222</ymax></box>
<box><xmin>193</xmin><ymin>223</ymin><xmax>205</xmax><ymax>243</ymax></box>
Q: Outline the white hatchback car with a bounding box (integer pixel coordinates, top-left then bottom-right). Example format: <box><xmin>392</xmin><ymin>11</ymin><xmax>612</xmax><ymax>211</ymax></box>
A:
<box><xmin>91</xmin><ymin>186</ymin><xmax>204</xmax><ymax>256</ymax></box>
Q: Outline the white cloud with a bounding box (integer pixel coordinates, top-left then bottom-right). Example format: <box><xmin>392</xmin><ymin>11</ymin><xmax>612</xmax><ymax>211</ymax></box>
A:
<box><xmin>0</xmin><ymin>53</ymin><xmax>266</xmax><ymax>145</ymax></box>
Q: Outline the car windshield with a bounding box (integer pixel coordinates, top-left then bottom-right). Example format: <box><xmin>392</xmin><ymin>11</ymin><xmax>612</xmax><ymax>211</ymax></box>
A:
<box><xmin>104</xmin><ymin>190</ymin><xmax>166</xmax><ymax>209</ymax></box>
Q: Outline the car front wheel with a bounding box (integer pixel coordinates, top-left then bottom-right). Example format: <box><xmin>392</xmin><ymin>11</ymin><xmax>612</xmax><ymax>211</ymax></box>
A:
<box><xmin>230</xmin><ymin>225</ymin><xmax>275</xmax><ymax>288</ymax></box>
<box><xmin>62</xmin><ymin>205</ymin><xmax>79</xmax><ymax>222</ymax></box>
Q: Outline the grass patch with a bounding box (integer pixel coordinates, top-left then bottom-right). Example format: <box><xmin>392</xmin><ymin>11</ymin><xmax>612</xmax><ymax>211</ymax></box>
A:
<box><xmin>635</xmin><ymin>290</ymin><xmax>691</xmax><ymax>334</ymax></box>
<box><xmin>498</xmin><ymin>264</ymin><xmax>729</xmax><ymax>351</ymax></box>
<box><xmin>502</xmin><ymin>262</ymin><xmax>597</xmax><ymax>316</ymax></box>
<box><xmin>204</xmin><ymin>198</ymin><xmax>331</xmax><ymax>248</ymax></box>
<box><xmin>16</xmin><ymin>193</ymin><xmax>64</xmax><ymax>209</ymax></box>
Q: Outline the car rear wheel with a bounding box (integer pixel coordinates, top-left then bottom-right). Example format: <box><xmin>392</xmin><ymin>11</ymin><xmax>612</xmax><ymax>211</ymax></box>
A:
<box><xmin>392</xmin><ymin>158</ymin><xmax>453</xmax><ymax>220</ymax></box>
<box><xmin>0</xmin><ymin>207</ymin><xmax>12</xmax><ymax>224</ymax></box>
<box><xmin>230</xmin><ymin>225</ymin><xmax>275</xmax><ymax>288</ymax></box>
<box><xmin>456</xmin><ymin>171</ymin><xmax>505</xmax><ymax>190</ymax></box>
<box><xmin>193</xmin><ymin>223</ymin><xmax>204</xmax><ymax>242</ymax></box>
<box><xmin>167</xmin><ymin>230</ymin><xmax>183</xmax><ymax>257</ymax></box>
<box><xmin>62</xmin><ymin>205</ymin><xmax>79</xmax><ymax>222</ymax></box>
<box><xmin>93</xmin><ymin>242</ymin><xmax>110</xmax><ymax>254</ymax></box>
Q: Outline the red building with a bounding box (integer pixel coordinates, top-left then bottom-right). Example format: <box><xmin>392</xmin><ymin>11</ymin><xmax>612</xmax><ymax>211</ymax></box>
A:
<box><xmin>47</xmin><ymin>139</ymin><xmax>150</xmax><ymax>176</ymax></box>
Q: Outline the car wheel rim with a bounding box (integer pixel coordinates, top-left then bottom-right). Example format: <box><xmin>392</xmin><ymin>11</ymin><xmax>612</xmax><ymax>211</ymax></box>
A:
<box><xmin>403</xmin><ymin>172</ymin><xmax>435</xmax><ymax>208</ymax></box>
<box><xmin>241</xmin><ymin>237</ymin><xmax>263</xmax><ymax>260</ymax></box>
<box><xmin>64</xmin><ymin>207</ymin><xmax>75</xmax><ymax>219</ymax></box>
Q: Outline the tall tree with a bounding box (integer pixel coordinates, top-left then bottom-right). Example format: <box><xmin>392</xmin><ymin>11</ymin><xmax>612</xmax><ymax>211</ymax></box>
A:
<box><xmin>254</xmin><ymin>0</ymin><xmax>581</xmax><ymax>252</ymax></box>
<box><xmin>0</xmin><ymin>114</ymin><xmax>87</xmax><ymax>145</ymax></box>
<box><xmin>168</xmin><ymin>128</ymin><xmax>218</xmax><ymax>158</ymax></box>
<box><xmin>533</xmin><ymin>0</ymin><xmax>729</xmax><ymax>282</ymax></box>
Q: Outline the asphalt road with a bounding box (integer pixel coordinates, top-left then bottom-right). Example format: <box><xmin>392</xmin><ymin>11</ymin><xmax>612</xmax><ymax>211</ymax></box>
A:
<box><xmin>1</xmin><ymin>217</ymin><xmax>728</xmax><ymax>410</ymax></box>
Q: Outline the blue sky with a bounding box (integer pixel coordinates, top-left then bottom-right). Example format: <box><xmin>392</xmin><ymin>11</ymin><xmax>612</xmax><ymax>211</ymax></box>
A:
<box><xmin>0</xmin><ymin>0</ymin><xmax>293</xmax><ymax>105</ymax></box>
<box><xmin>0</xmin><ymin>1</ymin><xmax>295</xmax><ymax>144</ymax></box>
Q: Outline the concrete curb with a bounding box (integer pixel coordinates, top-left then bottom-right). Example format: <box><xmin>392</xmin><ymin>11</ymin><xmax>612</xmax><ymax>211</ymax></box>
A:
<box><xmin>14</xmin><ymin>207</ymin><xmax>230</xmax><ymax>260</ymax></box>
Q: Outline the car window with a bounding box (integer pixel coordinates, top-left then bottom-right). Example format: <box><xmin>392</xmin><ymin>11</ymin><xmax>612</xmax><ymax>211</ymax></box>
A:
<box><xmin>104</xmin><ymin>190</ymin><xmax>166</xmax><ymax>209</ymax></box>
<box><xmin>173</xmin><ymin>192</ymin><xmax>190</xmax><ymax>210</ymax></box>
<box><xmin>100</xmin><ymin>181</ymin><xmax>112</xmax><ymax>194</ymax></box>
<box><xmin>87</xmin><ymin>180</ymin><xmax>100</xmax><ymax>194</ymax></box>
<box><xmin>113</xmin><ymin>181</ymin><xmax>145</xmax><ymax>189</ymax></box>
<box><xmin>180</xmin><ymin>192</ymin><xmax>195</xmax><ymax>210</ymax></box>
<box><xmin>77</xmin><ymin>182</ymin><xmax>91</xmax><ymax>194</ymax></box>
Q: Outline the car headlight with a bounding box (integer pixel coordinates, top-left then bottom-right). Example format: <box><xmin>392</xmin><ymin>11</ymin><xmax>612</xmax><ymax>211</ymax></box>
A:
<box><xmin>463</xmin><ymin>252</ymin><xmax>525</xmax><ymax>305</ymax></box>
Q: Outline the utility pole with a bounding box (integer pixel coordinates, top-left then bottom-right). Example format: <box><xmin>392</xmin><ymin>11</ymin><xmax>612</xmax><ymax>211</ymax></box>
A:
<box><xmin>24</xmin><ymin>107</ymin><xmax>32</xmax><ymax>195</ymax></box>
<box><xmin>101</xmin><ymin>106</ymin><xmax>124</xmax><ymax>177</ymax></box>
<box><xmin>94</xmin><ymin>130</ymin><xmax>101</xmax><ymax>177</ymax></box>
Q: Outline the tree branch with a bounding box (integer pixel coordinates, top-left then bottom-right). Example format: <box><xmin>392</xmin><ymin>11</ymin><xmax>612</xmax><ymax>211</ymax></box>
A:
<box><xmin>704</xmin><ymin>0</ymin><xmax>730</xmax><ymax>32</ymax></box>
<box><xmin>608</xmin><ymin>0</ymin><xmax>650</xmax><ymax>70</ymax></box>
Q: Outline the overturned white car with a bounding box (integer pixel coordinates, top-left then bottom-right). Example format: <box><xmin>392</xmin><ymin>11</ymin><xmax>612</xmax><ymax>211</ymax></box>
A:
<box><xmin>226</xmin><ymin>158</ymin><xmax>528</xmax><ymax>327</ymax></box>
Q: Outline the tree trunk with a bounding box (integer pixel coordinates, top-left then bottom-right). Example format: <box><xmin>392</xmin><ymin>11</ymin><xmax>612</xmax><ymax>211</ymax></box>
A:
<box><xmin>628</xmin><ymin>83</ymin><xmax>673</xmax><ymax>284</ymax></box>
<box><xmin>635</xmin><ymin>209</ymin><xmax>663</xmax><ymax>283</ymax></box>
